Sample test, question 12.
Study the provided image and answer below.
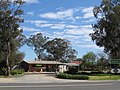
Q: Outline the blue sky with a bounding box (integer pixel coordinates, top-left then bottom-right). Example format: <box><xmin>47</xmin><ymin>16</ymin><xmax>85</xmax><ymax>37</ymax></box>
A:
<box><xmin>18</xmin><ymin>0</ymin><xmax>103</xmax><ymax>60</ymax></box>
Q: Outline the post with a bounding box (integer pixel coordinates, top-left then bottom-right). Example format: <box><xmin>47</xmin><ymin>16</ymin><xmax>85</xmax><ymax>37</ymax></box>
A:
<box><xmin>56</xmin><ymin>59</ymin><xmax>57</xmax><ymax>75</ymax></box>
<box><xmin>110</xmin><ymin>59</ymin><xmax>112</xmax><ymax>79</ymax></box>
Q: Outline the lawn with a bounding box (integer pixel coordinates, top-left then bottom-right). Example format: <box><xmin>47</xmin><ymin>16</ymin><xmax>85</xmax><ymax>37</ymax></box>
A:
<box><xmin>89</xmin><ymin>75</ymin><xmax>120</xmax><ymax>80</ymax></box>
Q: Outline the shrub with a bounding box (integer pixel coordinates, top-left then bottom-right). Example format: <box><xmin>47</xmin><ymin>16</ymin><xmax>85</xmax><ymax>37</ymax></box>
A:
<box><xmin>68</xmin><ymin>67</ymin><xmax>78</xmax><ymax>74</ymax></box>
<box><xmin>79</xmin><ymin>71</ymin><xmax>105</xmax><ymax>75</ymax></box>
<box><xmin>64</xmin><ymin>71</ymin><xmax>77</xmax><ymax>74</ymax></box>
<box><xmin>79</xmin><ymin>72</ymin><xmax>91</xmax><ymax>75</ymax></box>
<box><xmin>11</xmin><ymin>69</ymin><xmax>24</xmax><ymax>75</ymax></box>
<box><xmin>0</xmin><ymin>68</ymin><xmax>6</xmax><ymax>75</ymax></box>
<box><xmin>90</xmin><ymin>71</ymin><xmax>104</xmax><ymax>75</ymax></box>
<box><xmin>57</xmin><ymin>73</ymin><xmax>89</xmax><ymax>80</ymax></box>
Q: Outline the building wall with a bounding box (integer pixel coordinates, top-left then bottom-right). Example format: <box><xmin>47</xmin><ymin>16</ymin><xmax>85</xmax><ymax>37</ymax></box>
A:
<box><xmin>28</xmin><ymin>64</ymin><xmax>58</xmax><ymax>72</ymax></box>
<box><xmin>19</xmin><ymin>61</ymin><xmax>67</xmax><ymax>72</ymax></box>
<box><xmin>19</xmin><ymin>61</ymin><xmax>29</xmax><ymax>72</ymax></box>
<box><xmin>59</xmin><ymin>65</ymin><xmax>67</xmax><ymax>73</ymax></box>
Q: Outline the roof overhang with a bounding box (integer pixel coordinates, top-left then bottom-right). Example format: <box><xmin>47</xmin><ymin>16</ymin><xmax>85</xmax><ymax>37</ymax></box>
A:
<box><xmin>22</xmin><ymin>61</ymin><xmax>64</xmax><ymax>65</ymax></box>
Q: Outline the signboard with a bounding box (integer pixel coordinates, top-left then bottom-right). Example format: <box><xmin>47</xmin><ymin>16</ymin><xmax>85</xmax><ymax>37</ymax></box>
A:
<box><xmin>35</xmin><ymin>64</ymin><xmax>42</xmax><ymax>67</ymax></box>
<box><xmin>111</xmin><ymin>68</ymin><xmax>120</xmax><ymax>73</ymax></box>
<box><xmin>110</xmin><ymin>59</ymin><xmax>120</xmax><ymax>64</ymax></box>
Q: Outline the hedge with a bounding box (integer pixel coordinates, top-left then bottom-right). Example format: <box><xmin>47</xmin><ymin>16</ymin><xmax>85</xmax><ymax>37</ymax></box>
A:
<box><xmin>11</xmin><ymin>69</ymin><xmax>24</xmax><ymax>75</ymax></box>
<box><xmin>57</xmin><ymin>73</ymin><xmax>89</xmax><ymax>80</ymax></box>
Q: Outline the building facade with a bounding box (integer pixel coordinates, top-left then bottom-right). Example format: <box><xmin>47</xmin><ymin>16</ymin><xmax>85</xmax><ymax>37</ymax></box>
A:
<box><xmin>19</xmin><ymin>60</ymin><xmax>79</xmax><ymax>73</ymax></box>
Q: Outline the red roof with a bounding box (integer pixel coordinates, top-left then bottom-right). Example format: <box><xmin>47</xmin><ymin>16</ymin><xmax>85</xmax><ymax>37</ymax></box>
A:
<box><xmin>71</xmin><ymin>61</ymin><xmax>82</xmax><ymax>64</ymax></box>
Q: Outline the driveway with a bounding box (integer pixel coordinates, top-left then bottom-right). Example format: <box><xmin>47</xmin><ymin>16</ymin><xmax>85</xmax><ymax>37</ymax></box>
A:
<box><xmin>0</xmin><ymin>73</ymin><xmax>89</xmax><ymax>83</ymax></box>
<box><xmin>0</xmin><ymin>73</ymin><xmax>118</xmax><ymax>83</ymax></box>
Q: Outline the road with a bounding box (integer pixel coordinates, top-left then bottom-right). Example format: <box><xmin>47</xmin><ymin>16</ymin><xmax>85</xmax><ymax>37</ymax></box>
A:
<box><xmin>0</xmin><ymin>81</ymin><xmax>120</xmax><ymax>90</ymax></box>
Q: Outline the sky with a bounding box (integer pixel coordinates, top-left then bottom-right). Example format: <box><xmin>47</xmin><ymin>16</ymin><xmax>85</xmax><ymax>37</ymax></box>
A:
<box><xmin>18</xmin><ymin>0</ymin><xmax>103</xmax><ymax>61</ymax></box>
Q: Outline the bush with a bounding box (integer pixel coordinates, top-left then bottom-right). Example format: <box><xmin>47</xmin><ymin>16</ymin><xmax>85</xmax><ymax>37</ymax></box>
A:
<box><xmin>64</xmin><ymin>71</ymin><xmax>78</xmax><ymax>74</ymax></box>
<box><xmin>68</xmin><ymin>67</ymin><xmax>78</xmax><ymax>74</ymax></box>
<box><xmin>78</xmin><ymin>71</ymin><xmax>105</xmax><ymax>75</ymax></box>
<box><xmin>90</xmin><ymin>71</ymin><xmax>104</xmax><ymax>75</ymax></box>
<box><xmin>11</xmin><ymin>69</ymin><xmax>24</xmax><ymax>75</ymax></box>
<box><xmin>79</xmin><ymin>72</ymin><xmax>91</xmax><ymax>75</ymax></box>
<box><xmin>57</xmin><ymin>73</ymin><xmax>89</xmax><ymax>80</ymax></box>
<box><xmin>0</xmin><ymin>68</ymin><xmax>6</xmax><ymax>75</ymax></box>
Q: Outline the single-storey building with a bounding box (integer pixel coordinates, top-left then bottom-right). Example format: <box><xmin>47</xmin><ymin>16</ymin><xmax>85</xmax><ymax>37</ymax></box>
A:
<box><xmin>18</xmin><ymin>60</ymin><xmax>79</xmax><ymax>73</ymax></box>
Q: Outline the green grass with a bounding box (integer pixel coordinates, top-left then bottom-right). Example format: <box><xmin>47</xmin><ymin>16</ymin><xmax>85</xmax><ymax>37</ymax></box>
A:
<box><xmin>0</xmin><ymin>74</ymin><xmax>24</xmax><ymax>78</ymax></box>
<box><xmin>89</xmin><ymin>75</ymin><xmax>120</xmax><ymax>80</ymax></box>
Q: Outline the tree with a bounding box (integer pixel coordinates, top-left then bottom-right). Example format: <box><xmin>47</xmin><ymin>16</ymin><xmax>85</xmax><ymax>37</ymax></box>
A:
<box><xmin>82</xmin><ymin>52</ymin><xmax>96</xmax><ymax>63</ymax></box>
<box><xmin>90</xmin><ymin>0</ymin><xmax>120</xmax><ymax>59</ymax></box>
<box><xmin>0</xmin><ymin>0</ymin><xmax>25</xmax><ymax>76</ymax></box>
<box><xmin>26</xmin><ymin>33</ymin><xmax>49</xmax><ymax>60</ymax></box>
<box><xmin>82</xmin><ymin>52</ymin><xmax>97</xmax><ymax>70</ymax></box>
<box><xmin>44</xmin><ymin>38</ymin><xmax>77</xmax><ymax>62</ymax></box>
<box><xmin>9</xmin><ymin>51</ymin><xmax>25</xmax><ymax>68</ymax></box>
<box><xmin>97</xmin><ymin>51</ymin><xmax>109</xmax><ymax>70</ymax></box>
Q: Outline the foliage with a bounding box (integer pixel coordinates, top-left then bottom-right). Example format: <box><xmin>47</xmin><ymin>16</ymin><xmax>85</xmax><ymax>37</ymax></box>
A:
<box><xmin>0</xmin><ymin>67</ymin><xmax>6</xmax><ymax>75</ymax></box>
<box><xmin>10</xmin><ymin>69</ymin><xmax>24</xmax><ymax>75</ymax></box>
<box><xmin>9</xmin><ymin>51</ymin><xmax>25</xmax><ymax>68</ymax></box>
<box><xmin>68</xmin><ymin>66</ymin><xmax>78</xmax><ymax>73</ymax></box>
<box><xmin>80</xmin><ymin>51</ymin><xmax>110</xmax><ymax>71</ymax></box>
<box><xmin>57</xmin><ymin>73</ymin><xmax>89</xmax><ymax>80</ymax></box>
<box><xmin>26</xmin><ymin>33</ymin><xmax>48</xmax><ymax>60</ymax></box>
<box><xmin>96</xmin><ymin>51</ymin><xmax>109</xmax><ymax>70</ymax></box>
<box><xmin>82</xmin><ymin>52</ymin><xmax>96</xmax><ymax>62</ymax></box>
<box><xmin>81</xmin><ymin>52</ymin><xmax>97</xmax><ymax>70</ymax></box>
<box><xmin>90</xmin><ymin>0</ymin><xmax>120</xmax><ymax>59</ymax></box>
<box><xmin>44</xmin><ymin>38</ymin><xmax>77</xmax><ymax>62</ymax></box>
<box><xmin>0</xmin><ymin>0</ymin><xmax>25</xmax><ymax>76</ymax></box>
<box><xmin>79</xmin><ymin>71</ymin><xmax>106</xmax><ymax>76</ymax></box>
<box><xmin>64</xmin><ymin>67</ymin><xmax>78</xmax><ymax>74</ymax></box>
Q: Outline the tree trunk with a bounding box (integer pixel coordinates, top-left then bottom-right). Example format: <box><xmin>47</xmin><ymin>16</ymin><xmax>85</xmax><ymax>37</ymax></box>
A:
<box><xmin>110</xmin><ymin>49</ymin><xmax>120</xmax><ymax>59</ymax></box>
<box><xmin>5</xmin><ymin>42</ymin><xmax>11</xmax><ymax>76</ymax></box>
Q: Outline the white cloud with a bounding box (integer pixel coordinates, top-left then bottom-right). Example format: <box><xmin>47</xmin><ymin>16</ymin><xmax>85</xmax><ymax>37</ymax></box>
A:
<box><xmin>26</xmin><ymin>12</ymin><xmax>34</xmax><ymax>16</ymax></box>
<box><xmin>83</xmin><ymin>35</ymin><xmax>92</xmax><ymax>42</ymax></box>
<box><xmin>27</xmin><ymin>20</ymin><xmax>47</xmax><ymax>24</ymax></box>
<box><xmin>26</xmin><ymin>20</ymin><xmax>48</xmax><ymax>27</ymax></box>
<box><xmin>82</xmin><ymin>7</ymin><xmax>94</xmax><ymax>19</ymax></box>
<box><xmin>40</xmin><ymin>9</ymin><xmax>74</xmax><ymax>20</ymax></box>
<box><xmin>76</xmin><ymin>44</ymin><xmax>104</xmax><ymax>49</ymax></box>
<box><xmin>40</xmin><ymin>24</ymin><xmax>53</xmax><ymax>28</ymax></box>
<box><xmin>65</xmin><ymin>25</ymin><xmax>93</xmax><ymax>35</ymax></box>
<box><xmin>11</xmin><ymin>0</ymin><xmax>39</xmax><ymax>3</ymax></box>
<box><xmin>82</xmin><ymin>18</ymin><xmax>96</xmax><ymax>23</ymax></box>
<box><xmin>22</xmin><ymin>26</ymin><xmax>40</xmax><ymax>32</ymax></box>
<box><xmin>46</xmin><ymin>24</ymin><xmax>93</xmax><ymax>43</ymax></box>
<box><xmin>44</xmin><ymin>24</ymin><xmax>93</xmax><ymax>44</ymax></box>
<box><xmin>66</xmin><ymin>25</ymin><xmax>79</xmax><ymax>29</ymax></box>
<box><xmin>75</xmin><ymin>16</ymin><xmax>82</xmax><ymax>19</ymax></box>
<box><xmin>24</xmin><ymin>0</ymin><xmax>39</xmax><ymax>3</ymax></box>
<box><xmin>63</xmin><ymin>35</ymin><xmax>82</xmax><ymax>40</ymax></box>
<box><xmin>50</xmin><ymin>24</ymin><xmax>65</xmax><ymax>29</ymax></box>
<box><xmin>47</xmin><ymin>30</ymin><xmax>99</xmax><ymax>49</ymax></box>
<box><xmin>33</xmin><ymin>32</ymin><xmax>40</xmax><ymax>35</ymax></box>
<box><xmin>35</xmin><ymin>23</ymin><xmax>66</xmax><ymax>29</ymax></box>
<box><xmin>80</xmin><ymin>25</ymin><xmax>92</xmax><ymax>28</ymax></box>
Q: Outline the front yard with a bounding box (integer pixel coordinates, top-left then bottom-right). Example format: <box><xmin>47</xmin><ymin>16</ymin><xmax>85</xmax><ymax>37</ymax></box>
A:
<box><xmin>89</xmin><ymin>75</ymin><xmax>120</xmax><ymax>80</ymax></box>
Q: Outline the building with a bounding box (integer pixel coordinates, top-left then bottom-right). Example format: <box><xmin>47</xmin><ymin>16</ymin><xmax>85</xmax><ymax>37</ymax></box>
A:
<box><xmin>18</xmin><ymin>60</ymin><xmax>79</xmax><ymax>73</ymax></box>
<box><xmin>19</xmin><ymin>61</ymin><xmax>65</xmax><ymax>72</ymax></box>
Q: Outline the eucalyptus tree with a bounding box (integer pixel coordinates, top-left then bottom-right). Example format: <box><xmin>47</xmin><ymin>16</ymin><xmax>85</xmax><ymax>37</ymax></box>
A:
<box><xmin>82</xmin><ymin>52</ymin><xmax>97</xmax><ymax>70</ymax></box>
<box><xmin>44</xmin><ymin>38</ymin><xmax>77</xmax><ymax>62</ymax></box>
<box><xmin>90</xmin><ymin>0</ymin><xmax>120</xmax><ymax>59</ymax></box>
<box><xmin>26</xmin><ymin>33</ymin><xmax>49</xmax><ymax>60</ymax></box>
<box><xmin>0</xmin><ymin>0</ymin><xmax>25</xmax><ymax>76</ymax></box>
<box><xmin>97</xmin><ymin>51</ymin><xmax>109</xmax><ymax>70</ymax></box>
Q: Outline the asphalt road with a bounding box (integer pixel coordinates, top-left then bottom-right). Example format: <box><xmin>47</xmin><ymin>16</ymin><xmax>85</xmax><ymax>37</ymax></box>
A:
<box><xmin>0</xmin><ymin>81</ymin><xmax>120</xmax><ymax>90</ymax></box>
